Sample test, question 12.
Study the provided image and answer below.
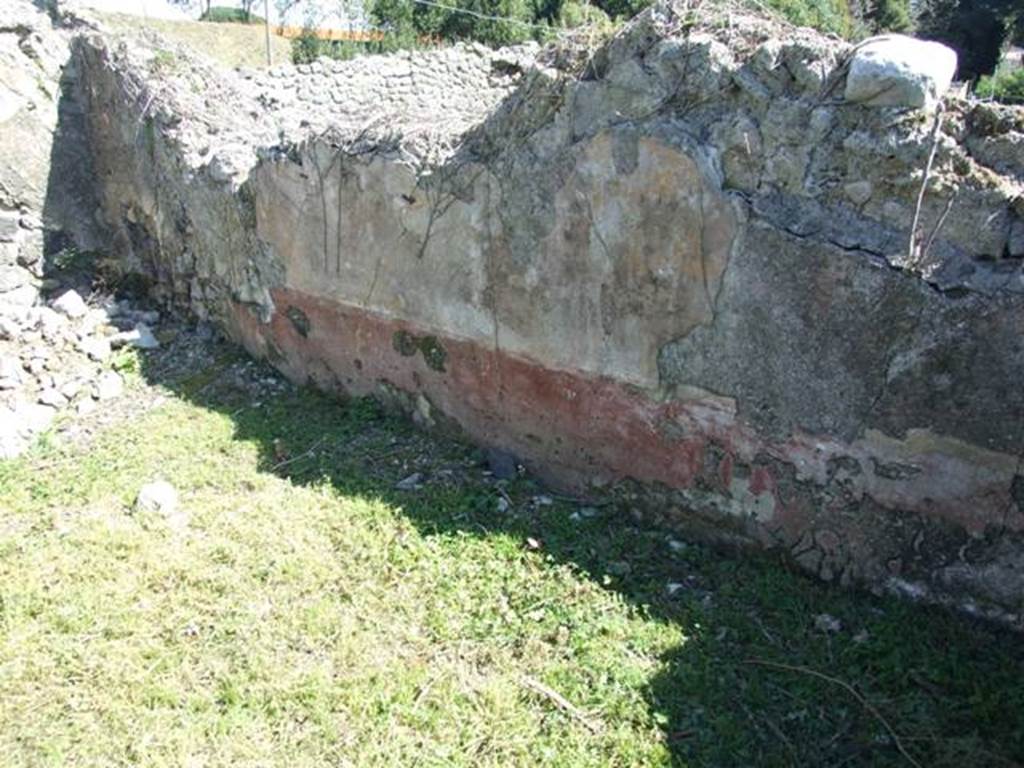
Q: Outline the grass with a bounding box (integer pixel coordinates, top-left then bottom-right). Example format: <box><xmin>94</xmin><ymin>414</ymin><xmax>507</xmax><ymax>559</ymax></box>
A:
<box><xmin>97</xmin><ymin>13</ymin><xmax>292</xmax><ymax>69</ymax></box>
<box><xmin>1</xmin><ymin>341</ymin><xmax>1023</xmax><ymax>766</ymax></box>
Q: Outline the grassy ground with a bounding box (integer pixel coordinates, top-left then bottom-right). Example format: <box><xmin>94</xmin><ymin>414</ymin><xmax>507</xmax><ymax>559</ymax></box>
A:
<box><xmin>1</xmin><ymin>337</ymin><xmax>1023</xmax><ymax>767</ymax></box>
<box><xmin>97</xmin><ymin>13</ymin><xmax>292</xmax><ymax>69</ymax></box>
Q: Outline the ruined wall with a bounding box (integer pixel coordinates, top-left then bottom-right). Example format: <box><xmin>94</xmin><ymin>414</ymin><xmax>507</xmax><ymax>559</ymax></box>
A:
<box><xmin>73</xmin><ymin>6</ymin><xmax>1024</xmax><ymax>623</ymax></box>
<box><xmin>0</xmin><ymin>2</ymin><xmax>99</xmax><ymax>316</ymax></box>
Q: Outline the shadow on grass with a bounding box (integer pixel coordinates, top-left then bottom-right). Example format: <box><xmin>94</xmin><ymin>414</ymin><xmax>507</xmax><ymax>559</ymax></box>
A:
<box><xmin>141</xmin><ymin>337</ymin><xmax>1024</xmax><ymax>768</ymax></box>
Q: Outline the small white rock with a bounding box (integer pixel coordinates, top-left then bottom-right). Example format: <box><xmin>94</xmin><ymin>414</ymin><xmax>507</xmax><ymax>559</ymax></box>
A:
<box><xmin>135</xmin><ymin>480</ymin><xmax>179</xmax><ymax>514</ymax></box>
<box><xmin>0</xmin><ymin>315</ymin><xmax>21</xmax><ymax>340</ymax></box>
<box><xmin>79</xmin><ymin>307</ymin><xmax>111</xmax><ymax>335</ymax></box>
<box><xmin>395</xmin><ymin>472</ymin><xmax>423</xmax><ymax>491</ymax></box>
<box><xmin>0</xmin><ymin>355</ymin><xmax>22</xmax><ymax>386</ymax></box>
<box><xmin>36</xmin><ymin>306</ymin><xmax>68</xmax><ymax>335</ymax></box>
<box><xmin>94</xmin><ymin>371</ymin><xmax>123</xmax><ymax>400</ymax></box>
<box><xmin>12</xmin><ymin>401</ymin><xmax>55</xmax><ymax>437</ymax></box>
<box><xmin>60</xmin><ymin>379</ymin><xmax>83</xmax><ymax>399</ymax></box>
<box><xmin>0</xmin><ymin>418</ymin><xmax>26</xmax><ymax>458</ymax></box>
<box><xmin>51</xmin><ymin>289</ymin><xmax>88</xmax><ymax>319</ymax></box>
<box><xmin>131</xmin><ymin>323</ymin><xmax>160</xmax><ymax>350</ymax></box>
<box><xmin>813</xmin><ymin>613</ymin><xmax>843</xmax><ymax>633</ymax></box>
<box><xmin>843</xmin><ymin>181</ymin><xmax>873</xmax><ymax>206</ymax></box>
<box><xmin>38</xmin><ymin>387</ymin><xmax>67</xmax><ymax>407</ymax></box>
<box><xmin>110</xmin><ymin>329</ymin><xmax>140</xmax><ymax>349</ymax></box>
<box><xmin>79</xmin><ymin>336</ymin><xmax>111</xmax><ymax>362</ymax></box>
<box><xmin>76</xmin><ymin>398</ymin><xmax>96</xmax><ymax>415</ymax></box>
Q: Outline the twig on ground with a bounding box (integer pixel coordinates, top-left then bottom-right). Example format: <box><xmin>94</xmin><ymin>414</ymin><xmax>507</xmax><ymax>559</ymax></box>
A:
<box><xmin>519</xmin><ymin>675</ymin><xmax>602</xmax><ymax>734</ymax></box>
<box><xmin>271</xmin><ymin>436</ymin><xmax>327</xmax><ymax>472</ymax></box>
<box><xmin>743</xmin><ymin>659</ymin><xmax>922</xmax><ymax>768</ymax></box>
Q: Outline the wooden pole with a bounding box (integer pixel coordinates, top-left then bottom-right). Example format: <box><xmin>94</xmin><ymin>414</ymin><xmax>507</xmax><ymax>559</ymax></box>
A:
<box><xmin>264</xmin><ymin>0</ymin><xmax>272</xmax><ymax>66</ymax></box>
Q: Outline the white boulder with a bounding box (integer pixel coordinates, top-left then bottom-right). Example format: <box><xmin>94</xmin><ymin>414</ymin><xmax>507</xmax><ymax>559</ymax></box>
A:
<box><xmin>844</xmin><ymin>35</ymin><xmax>957</xmax><ymax>109</ymax></box>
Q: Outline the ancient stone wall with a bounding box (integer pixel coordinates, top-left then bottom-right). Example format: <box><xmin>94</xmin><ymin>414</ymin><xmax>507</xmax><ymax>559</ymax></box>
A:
<box><xmin>70</xmin><ymin>5</ymin><xmax>1024</xmax><ymax>622</ymax></box>
<box><xmin>1</xmin><ymin>3</ymin><xmax>101</xmax><ymax>298</ymax></box>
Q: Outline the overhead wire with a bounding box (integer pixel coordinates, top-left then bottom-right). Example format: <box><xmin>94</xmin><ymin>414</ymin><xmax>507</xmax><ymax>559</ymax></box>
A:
<box><xmin>407</xmin><ymin>0</ymin><xmax>556</xmax><ymax>30</ymax></box>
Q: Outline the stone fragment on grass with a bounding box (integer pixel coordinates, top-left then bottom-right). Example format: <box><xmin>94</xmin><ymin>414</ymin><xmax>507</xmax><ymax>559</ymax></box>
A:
<box><xmin>135</xmin><ymin>481</ymin><xmax>179</xmax><ymax>514</ymax></box>
<box><xmin>5</xmin><ymin>401</ymin><xmax>56</xmax><ymax>443</ymax></box>
<box><xmin>135</xmin><ymin>481</ymin><xmax>189</xmax><ymax>530</ymax></box>
<box><xmin>131</xmin><ymin>323</ymin><xmax>160</xmax><ymax>349</ymax></box>
<box><xmin>395</xmin><ymin>472</ymin><xmax>423</xmax><ymax>490</ymax></box>
<box><xmin>814</xmin><ymin>613</ymin><xmax>843</xmax><ymax>633</ymax></box>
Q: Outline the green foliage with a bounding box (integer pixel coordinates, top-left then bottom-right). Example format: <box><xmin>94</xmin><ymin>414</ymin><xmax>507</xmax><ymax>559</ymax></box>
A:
<box><xmin>976</xmin><ymin>66</ymin><xmax>1024</xmax><ymax>103</ymax></box>
<box><xmin>290</xmin><ymin>32</ymin><xmax>417</xmax><ymax>64</ymax></box>
<box><xmin>149</xmin><ymin>48</ymin><xmax>179</xmax><ymax>75</ymax></box>
<box><xmin>869</xmin><ymin>0</ymin><xmax>911</xmax><ymax>32</ymax></box>
<box><xmin>200</xmin><ymin>5</ymin><xmax>265</xmax><ymax>24</ymax></box>
<box><xmin>558</xmin><ymin>0</ymin><xmax>613</xmax><ymax>31</ymax></box>
<box><xmin>588</xmin><ymin>0</ymin><xmax>650</xmax><ymax>21</ymax></box>
<box><xmin>111</xmin><ymin>348</ymin><xmax>142</xmax><ymax>376</ymax></box>
<box><xmin>369</xmin><ymin>0</ymin><xmax>553</xmax><ymax>47</ymax></box>
<box><xmin>762</xmin><ymin>0</ymin><xmax>856</xmax><ymax>37</ymax></box>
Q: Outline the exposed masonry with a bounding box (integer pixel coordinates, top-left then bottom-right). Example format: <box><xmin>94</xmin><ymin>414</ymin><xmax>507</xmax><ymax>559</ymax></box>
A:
<box><xmin>18</xmin><ymin>2</ymin><xmax>1024</xmax><ymax>623</ymax></box>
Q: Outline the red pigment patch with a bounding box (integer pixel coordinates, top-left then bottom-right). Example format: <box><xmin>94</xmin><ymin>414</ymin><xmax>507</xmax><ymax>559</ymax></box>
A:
<box><xmin>226</xmin><ymin>288</ymin><xmax>1019</xmax><ymax>540</ymax></box>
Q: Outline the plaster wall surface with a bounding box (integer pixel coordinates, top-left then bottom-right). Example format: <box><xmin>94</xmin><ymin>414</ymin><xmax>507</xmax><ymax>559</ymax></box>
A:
<box><xmin>67</xmin><ymin>4</ymin><xmax>1024</xmax><ymax>623</ymax></box>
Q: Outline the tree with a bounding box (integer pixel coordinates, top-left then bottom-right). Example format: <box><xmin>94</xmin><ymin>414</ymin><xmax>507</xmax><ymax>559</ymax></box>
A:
<box><xmin>916</xmin><ymin>0</ymin><xmax>1024</xmax><ymax>80</ymax></box>
<box><xmin>761</xmin><ymin>0</ymin><xmax>856</xmax><ymax>38</ymax></box>
<box><xmin>240</xmin><ymin>0</ymin><xmax>260</xmax><ymax>21</ymax></box>
<box><xmin>367</xmin><ymin>0</ymin><xmax>553</xmax><ymax>47</ymax></box>
<box><xmin>868</xmin><ymin>0</ymin><xmax>911</xmax><ymax>32</ymax></box>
